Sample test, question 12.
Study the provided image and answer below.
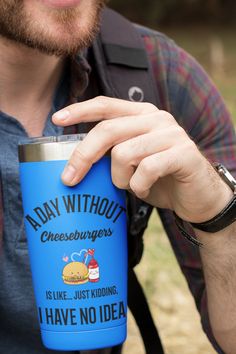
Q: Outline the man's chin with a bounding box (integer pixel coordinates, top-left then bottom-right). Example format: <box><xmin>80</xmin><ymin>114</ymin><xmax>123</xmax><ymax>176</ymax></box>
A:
<box><xmin>19</xmin><ymin>27</ymin><xmax>97</xmax><ymax>57</ymax></box>
<box><xmin>0</xmin><ymin>0</ymin><xmax>105</xmax><ymax>56</ymax></box>
<box><xmin>0</xmin><ymin>25</ymin><xmax>97</xmax><ymax>57</ymax></box>
<box><xmin>37</xmin><ymin>0</ymin><xmax>83</xmax><ymax>9</ymax></box>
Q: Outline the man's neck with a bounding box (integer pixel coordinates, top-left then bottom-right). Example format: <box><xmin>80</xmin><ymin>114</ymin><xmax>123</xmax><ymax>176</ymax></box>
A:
<box><xmin>0</xmin><ymin>37</ymin><xmax>65</xmax><ymax>136</ymax></box>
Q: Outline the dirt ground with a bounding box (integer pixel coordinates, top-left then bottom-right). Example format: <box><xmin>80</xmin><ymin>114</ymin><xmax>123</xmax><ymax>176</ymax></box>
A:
<box><xmin>123</xmin><ymin>212</ymin><xmax>216</xmax><ymax>354</ymax></box>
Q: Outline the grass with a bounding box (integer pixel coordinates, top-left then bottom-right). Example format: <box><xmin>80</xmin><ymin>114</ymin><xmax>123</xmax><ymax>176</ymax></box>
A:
<box><xmin>124</xmin><ymin>212</ymin><xmax>216</xmax><ymax>354</ymax></box>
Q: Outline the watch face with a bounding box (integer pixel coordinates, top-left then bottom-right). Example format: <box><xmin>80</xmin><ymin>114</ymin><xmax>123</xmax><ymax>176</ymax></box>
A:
<box><xmin>214</xmin><ymin>163</ymin><xmax>236</xmax><ymax>193</ymax></box>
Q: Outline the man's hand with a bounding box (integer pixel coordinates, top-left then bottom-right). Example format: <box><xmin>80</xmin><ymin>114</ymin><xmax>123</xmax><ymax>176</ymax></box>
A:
<box><xmin>52</xmin><ymin>96</ymin><xmax>232</xmax><ymax>224</ymax></box>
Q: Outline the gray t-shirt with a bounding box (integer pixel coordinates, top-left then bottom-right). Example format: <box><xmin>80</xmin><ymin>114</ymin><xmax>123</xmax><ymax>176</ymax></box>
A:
<box><xmin>0</xmin><ymin>77</ymin><xmax>78</xmax><ymax>353</ymax></box>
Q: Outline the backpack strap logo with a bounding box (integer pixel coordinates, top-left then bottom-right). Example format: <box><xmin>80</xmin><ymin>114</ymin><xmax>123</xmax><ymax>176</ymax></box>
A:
<box><xmin>92</xmin><ymin>8</ymin><xmax>160</xmax><ymax>106</ymax></box>
<box><xmin>128</xmin><ymin>86</ymin><xmax>144</xmax><ymax>102</ymax></box>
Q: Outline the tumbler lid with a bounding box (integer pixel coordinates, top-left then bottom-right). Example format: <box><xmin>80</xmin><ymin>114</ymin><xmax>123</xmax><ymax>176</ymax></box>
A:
<box><xmin>18</xmin><ymin>134</ymin><xmax>86</xmax><ymax>162</ymax></box>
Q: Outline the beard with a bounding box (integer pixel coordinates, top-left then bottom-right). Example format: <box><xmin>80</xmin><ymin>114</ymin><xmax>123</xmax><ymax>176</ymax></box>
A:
<box><xmin>0</xmin><ymin>0</ymin><xmax>106</xmax><ymax>56</ymax></box>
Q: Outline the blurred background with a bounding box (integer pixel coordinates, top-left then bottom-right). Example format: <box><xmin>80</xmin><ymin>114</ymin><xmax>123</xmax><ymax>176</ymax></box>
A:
<box><xmin>108</xmin><ymin>1</ymin><xmax>236</xmax><ymax>353</ymax></box>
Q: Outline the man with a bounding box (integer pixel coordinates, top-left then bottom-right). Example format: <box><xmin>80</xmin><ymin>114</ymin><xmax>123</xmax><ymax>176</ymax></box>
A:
<box><xmin>0</xmin><ymin>0</ymin><xmax>236</xmax><ymax>353</ymax></box>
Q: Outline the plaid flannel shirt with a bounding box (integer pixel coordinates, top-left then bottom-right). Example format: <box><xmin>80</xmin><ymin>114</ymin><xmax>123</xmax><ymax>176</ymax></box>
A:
<box><xmin>64</xmin><ymin>27</ymin><xmax>236</xmax><ymax>354</ymax></box>
<box><xmin>143</xmin><ymin>29</ymin><xmax>236</xmax><ymax>354</ymax></box>
<box><xmin>1</xmin><ymin>22</ymin><xmax>236</xmax><ymax>354</ymax></box>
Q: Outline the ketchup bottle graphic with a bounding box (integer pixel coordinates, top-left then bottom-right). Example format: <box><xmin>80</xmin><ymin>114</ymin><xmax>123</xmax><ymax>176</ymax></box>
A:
<box><xmin>86</xmin><ymin>249</ymin><xmax>100</xmax><ymax>283</ymax></box>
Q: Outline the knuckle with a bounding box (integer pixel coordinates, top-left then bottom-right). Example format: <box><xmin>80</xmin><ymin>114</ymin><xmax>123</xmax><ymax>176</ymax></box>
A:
<box><xmin>96</xmin><ymin>120</ymin><xmax>114</xmax><ymax>134</ymax></box>
<box><xmin>112</xmin><ymin>175</ymin><xmax>128</xmax><ymax>190</ymax></box>
<box><xmin>165</xmin><ymin>149</ymin><xmax>183</xmax><ymax>176</ymax></box>
<box><xmin>168</xmin><ymin>124</ymin><xmax>187</xmax><ymax>139</ymax></box>
<box><xmin>175</xmin><ymin>125</ymin><xmax>187</xmax><ymax>137</ymax></box>
<box><xmin>111</xmin><ymin>166</ymin><xmax>130</xmax><ymax>190</ymax></box>
<box><xmin>179</xmin><ymin>135</ymin><xmax>196</xmax><ymax>154</ymax></box>
<box><xmin>165</xmin><ymin>153</ymin><xmax>176</xmax><ymax>173</ymax></box>
<box><xmin>95</xmin><ymin>96</ymin><xmax>109</xmax><ymax>111</ymax></box>
<box><xmin>71</xmin><ymin>147</ymin><xmax>92</xmax><ymax>166</ymax></box>
<box><xmin>141</xmin><ymin>102</ymin><xmax>157</xmax><ymax>113</ymax></box>
<box><xmin>186</xmin><ymin>138</ymin><xmax>197</xmax><ymax>151</ymax></box>
<box><xmin>159</xmin><ymin>110</ymin><xmax>176</xmax><ymax>122</ymax></box>
<box><xmin>139</xmin><ymin>158</ymin><xmax>154</xmax><ymax>176</ymax></box>
<box><xmin>128</xmin><ymin>135</ymin><xmax>143</xmax><ymax>151</ymax></box>
<box><xmin>129</xmin><ymin>179</ymin><xmax>145</xmax><ymax>196</ymax></box>
<box><xmin>111</xmin><ymin>145</ymin><xmax>128</xmax><ymax>163</ymax></box>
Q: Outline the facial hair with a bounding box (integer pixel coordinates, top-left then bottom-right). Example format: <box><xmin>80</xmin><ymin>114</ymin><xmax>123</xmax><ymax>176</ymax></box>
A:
<box><xmin>0</xmin><ymin>0</ymin><xmax>106</xmax><ymax>56</ymax></box>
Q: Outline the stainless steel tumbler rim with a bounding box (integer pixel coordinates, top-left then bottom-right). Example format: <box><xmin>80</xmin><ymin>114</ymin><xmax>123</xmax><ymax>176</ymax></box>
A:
<box><xmin>18</xmin><ymin>134</ymin><xmax>86</xmax><ymax>162</ymax></box>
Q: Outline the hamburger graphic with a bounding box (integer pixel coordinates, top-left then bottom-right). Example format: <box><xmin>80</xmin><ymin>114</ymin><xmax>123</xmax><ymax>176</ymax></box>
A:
<box><xmin>62</xmin><ymin>261</ymin><xmax>89</xmax><ymax>285</ymax></box>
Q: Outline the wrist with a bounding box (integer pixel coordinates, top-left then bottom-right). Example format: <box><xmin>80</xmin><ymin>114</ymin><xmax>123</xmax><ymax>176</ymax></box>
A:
<box><xmin>181</xmin><ymin>163</ymin><xmax>233</xmax><ymax>224</ymax></box>
<box><xmin>190</xmin><ymin>163</ymin><xmax>236</xmax><ymax>233</ymax></box>
<box><xmin>196</xmin><ymin>220</ymin><xmax>236</xmax><ymax>255</ymax></box>
<box><xmin>196</xmin><ymin>162</ymin><xmax>235</xmax><ymax>223</ymax></box>
<box><xmin>194</xmin><ymin>182</ymin><xmax>233</xmax><ymax>224</ymax></box>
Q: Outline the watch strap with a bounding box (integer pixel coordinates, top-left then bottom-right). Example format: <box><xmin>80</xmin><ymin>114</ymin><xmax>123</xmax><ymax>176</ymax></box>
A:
<box><xmin>190</xmin><ymin>194</ymin><xmax>236</xmax><ymax>233</ymax></box>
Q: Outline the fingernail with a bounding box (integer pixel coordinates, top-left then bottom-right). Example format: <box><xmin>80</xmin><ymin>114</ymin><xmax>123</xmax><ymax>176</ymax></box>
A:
<box><xmin>62</xmin><ymin>164</ymin><xmax>76</xmax><ymax>184</ymax></box>
<box><xmin>53</xmin><ymin>110</ymin><xmax>70</xmax><ymax>121</ymax></box>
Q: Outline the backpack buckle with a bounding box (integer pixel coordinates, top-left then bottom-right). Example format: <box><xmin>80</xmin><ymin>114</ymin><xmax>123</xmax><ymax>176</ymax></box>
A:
<box><xmin>129</xmin><ymin>204</ymin><xmax>151</xmax><ymax>236</ymax></box>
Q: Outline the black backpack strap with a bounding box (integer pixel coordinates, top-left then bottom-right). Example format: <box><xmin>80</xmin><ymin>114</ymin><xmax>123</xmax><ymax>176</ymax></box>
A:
<box><xmin>92</xmin><ymin>8</ymin><xmax>165</xmax><ymax>354</ymax></box>
<box><xmin>92</xmin><ymin>8</ymin><xmax>160</xmax><ymax>106</ymax></box>
<box><xmin>127</xmin><ymin>197</ymin><xmax>153</xmax><ymax>268</ymax></box>
<box><xmin>128</xmin><ymin>269</ymin><xmax>164</xmax><ymax>354</ymax></box>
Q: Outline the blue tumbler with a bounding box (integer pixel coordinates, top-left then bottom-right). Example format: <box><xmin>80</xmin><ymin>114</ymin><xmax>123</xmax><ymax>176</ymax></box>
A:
<box><xmin>18</xmin><ymin>134</ymin><xmax>127</xmax><ymax>351</ymax></box>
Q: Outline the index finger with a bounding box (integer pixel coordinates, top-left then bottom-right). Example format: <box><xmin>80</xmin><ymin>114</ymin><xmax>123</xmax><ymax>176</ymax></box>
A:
<box><xmin>52</xmin><ymin>96</ymin><xmax>157</xmax><ymax>126</ymax></box>
<box><xmin>60</xmin><ymin>112</ymin><xmax>157</xmax><ymax>186</ymax></box>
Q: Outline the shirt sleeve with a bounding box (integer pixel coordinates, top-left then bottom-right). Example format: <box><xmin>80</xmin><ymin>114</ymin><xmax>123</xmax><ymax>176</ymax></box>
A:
<box><xmin>143</xmin><ymin>30</ymin><xmax>236</xmax><ymax>354</ymax></box>
<box><xmin>167</xmin><ymin>40</ymin><xmax>236</xmax><ymax>174</ymax></box>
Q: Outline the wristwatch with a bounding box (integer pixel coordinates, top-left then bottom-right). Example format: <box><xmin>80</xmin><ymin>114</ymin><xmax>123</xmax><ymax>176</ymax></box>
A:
<box><xmin>190</xmin><ymin>163</ymin><xmax>236</xmax><ymax>233</ymax></box>
<box><xmin>214</xmin><ymin>163</ymin><xmax>236</xmax><ymax>193</ymax></box>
